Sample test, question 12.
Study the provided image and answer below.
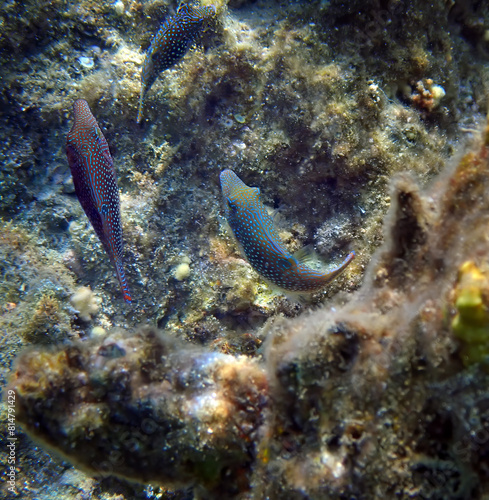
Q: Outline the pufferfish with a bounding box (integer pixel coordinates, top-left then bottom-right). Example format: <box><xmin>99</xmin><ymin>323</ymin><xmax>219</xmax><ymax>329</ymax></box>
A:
<box><xmin>137</xmin><ymin>2</ymin><xmax>216</xmax><ymax>123</ymax></box>
<box><xmin>220</xmin><ymin>169</ymin><xmax>355</xmax><ymax>293</ymax></box>
<box><xmin>66</xmin><ymin>99</ymin><xmax>132</xmax><ymax>303</ymax></box>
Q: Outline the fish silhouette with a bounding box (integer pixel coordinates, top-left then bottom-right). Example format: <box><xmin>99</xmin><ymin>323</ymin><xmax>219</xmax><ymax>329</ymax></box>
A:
<box><xmin>137</xmin><ymin>2</ymin><xmax>216</xmax><ymax>123</ymax></box>
<box><xmin>220</xmin><ymin>169</ymin><xmax>355</xmax><ymax>293</ymax></box>
<box><xmin>66</xmin><ymin>99</ymin><xmax>132</xmax><ymax>303</ymax></box>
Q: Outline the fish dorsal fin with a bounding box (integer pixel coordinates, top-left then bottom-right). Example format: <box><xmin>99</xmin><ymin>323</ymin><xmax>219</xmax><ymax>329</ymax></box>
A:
<box><xmin>177</xmin><ymin>2</ymin><xmax>189</xmax><ymax>14</ymax></box>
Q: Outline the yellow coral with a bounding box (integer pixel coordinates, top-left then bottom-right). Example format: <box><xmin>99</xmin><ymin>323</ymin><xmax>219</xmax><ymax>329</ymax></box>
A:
<box><xmin>451</xmin><ymin>261</ymin><xmax>489</xmax><ymax>365</ymax></box>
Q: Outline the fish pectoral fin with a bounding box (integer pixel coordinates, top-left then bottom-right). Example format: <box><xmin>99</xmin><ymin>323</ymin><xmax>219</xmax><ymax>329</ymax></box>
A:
<box><xmin>249</xmin><ymin>187</ymin><xmax>260</xmax><ymax>201</ymax></box>
<box><xmin>293</xmin><ymin>245</ymin><xmax>317</xmax><ymax>265</ymax></box>
<box><xmin>177</xmin><ymin>2</ymin><xmax>189</xmax><ymax>14</ymax></box>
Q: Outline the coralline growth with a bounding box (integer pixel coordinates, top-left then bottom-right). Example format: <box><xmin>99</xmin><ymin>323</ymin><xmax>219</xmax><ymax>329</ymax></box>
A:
<box><xmin>451</xmin><ymin>261</ymin><xmax>489</xmax><ymax>367</ymax></box>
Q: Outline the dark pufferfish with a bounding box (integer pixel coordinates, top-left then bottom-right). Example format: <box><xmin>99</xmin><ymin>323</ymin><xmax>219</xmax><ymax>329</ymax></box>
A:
<box><xmin>220</xmin><ymin>169</ymin><xmax>355</xmax><ymax>293</ymax></box>
<box><xmin>66</xmin><ymin>99</ymin><xmax>132</xmax><ymax>303</ymax></box>
<box><xmin>137</xmin><ymin>2</ymin><xmax>216</xmax><ymax>123</ymax></box>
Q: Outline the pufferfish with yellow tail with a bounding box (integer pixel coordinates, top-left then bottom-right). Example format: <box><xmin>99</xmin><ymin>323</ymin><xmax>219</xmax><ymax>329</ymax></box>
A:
<box><xmin>220</xmin><ymin>169</ymin><xmax>355</xmax><ymax>293</ymax></box>
<box><xmin>137</xmin><ymin>2</ymin><xmax>216</xmax><ymax>124</ymax></box>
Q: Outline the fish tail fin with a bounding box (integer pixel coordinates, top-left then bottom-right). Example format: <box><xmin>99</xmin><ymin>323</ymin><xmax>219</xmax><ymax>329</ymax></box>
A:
<box><xmin>137</xmin><ymin>90</ymin><xmax>145</xmax><ymax>124</ymax></box>
<box><xmin>115</xmin><ymin>259</ymin><xmax>132</xmax><ymax>303</ymax></box>
<box><xmin>321</xmin><ymin>251</ymin><xmax>356</xmax><ymax>285</ymax></box>
<box><xmin>136</xmin><ymin>103</ymin><xmax>143</xmax><ymax>124</ymax></box>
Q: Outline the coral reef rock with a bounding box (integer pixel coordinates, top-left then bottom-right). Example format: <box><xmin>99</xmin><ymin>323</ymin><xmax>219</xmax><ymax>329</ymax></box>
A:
<box><xmin>10</xmin><ymin>328</ymin><xmax>268</xmax><ymax>497</ymax></box>
<box><xmin>9</xmin><ymin>125</ymin><xmax>489</xmax><ymax>498</ymax></box>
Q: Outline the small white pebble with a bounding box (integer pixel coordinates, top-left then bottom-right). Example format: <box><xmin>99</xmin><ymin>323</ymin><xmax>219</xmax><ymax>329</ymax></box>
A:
<box><xmin>113</xmin><ymin>0</ymin><xmax>125</xmax><ymax>15</ymax></box>
<box><xmin>91</xmin><ymin>326</ymin><xmax>106</xmax><ymax>337</ymax></box>
<box><xmin>78</xmin><ymin>56</ymin><xmax>94</xmax><ymax>69</ymax></box>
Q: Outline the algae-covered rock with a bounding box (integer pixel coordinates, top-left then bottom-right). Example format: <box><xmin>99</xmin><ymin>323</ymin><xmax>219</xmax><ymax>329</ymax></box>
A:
<box><xmin>8</xmin><ymin>122</ymin><xmax>489</xmax><ymax>498</ymax></box>
<box><xmin>9</xmin><ymin>328</ymin><xmax>267</xmax><ymax>495</ymax></box>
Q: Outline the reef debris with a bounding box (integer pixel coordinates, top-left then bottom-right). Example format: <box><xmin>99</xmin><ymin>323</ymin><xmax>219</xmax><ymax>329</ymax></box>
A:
<box><xmin>410</xmin><ymin>78</ymin><xmax>446</xmax><ymax>112</ymax></box>
<box><xmin>70</xmin><ymin>286</ymin><xmax>99</xmax><ymax>322</ymax></box>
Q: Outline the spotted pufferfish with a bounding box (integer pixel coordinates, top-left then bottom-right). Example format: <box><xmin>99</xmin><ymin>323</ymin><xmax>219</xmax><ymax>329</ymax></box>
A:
<box><xmin>66</xmin><ymin>99</ymin><xmax>132</xmax><ymax>303</ymax></box>
<box><xmin>137</xmin><ymin>2</ymin><xmax>216</xmax><ymax>124</ymax></box>
<box><xmin>220</xmin><ymin>169</ymin><xmax>355</xmax><ymax>293</ymax></box>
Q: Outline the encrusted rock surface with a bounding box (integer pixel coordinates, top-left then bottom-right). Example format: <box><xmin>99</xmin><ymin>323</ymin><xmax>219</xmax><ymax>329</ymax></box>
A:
<box><xmin>2</xmin><ymin>0</ymin><xmax>489</xmax><ymax>498</ymax></box>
